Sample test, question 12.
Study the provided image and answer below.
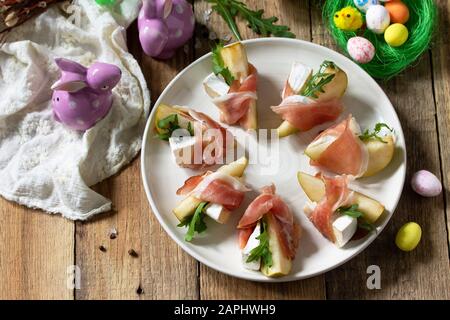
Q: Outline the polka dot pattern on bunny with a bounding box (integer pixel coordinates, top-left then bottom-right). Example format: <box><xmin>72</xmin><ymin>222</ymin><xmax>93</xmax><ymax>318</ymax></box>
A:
<box><xmin>69</xmin><ymin>100</ymin><xmax>77</xmax><ymax>109</ymax></box>
<box><xmin>175</xmin><ymin>3</ymin><xmax>184</xmax><ymax>14</ymax></box>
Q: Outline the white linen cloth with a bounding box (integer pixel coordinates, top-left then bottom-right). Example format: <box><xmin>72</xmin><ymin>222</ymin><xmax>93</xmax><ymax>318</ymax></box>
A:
<box><xmin>0</xmin><ymin>0</ymin><xmax>150</xmax><ymax>220</ymax></box>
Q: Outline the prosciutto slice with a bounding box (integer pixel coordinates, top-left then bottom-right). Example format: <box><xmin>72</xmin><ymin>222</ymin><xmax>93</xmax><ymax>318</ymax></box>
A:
<box><xmin>238</xmin><ymin>185</ymin><xmax>300</xmax><ymax>259</ymax></box>
<box><xmin>271</xmin><ymin>96</ymin><xmax>343</xmax><ymax>132</ymax></box>
<box><xmin>173</xmin><ymin>108</ymin><xmax>230</xmax><ymax>169</ymax></box>
<box><xmin>211</xmin><ymin>64</ymin><xmax>257</xmax><ymax>126</ymax></box>
<box><xmin>310</xmin><ymin>115</ymin><xmax>369</xmax><ymax>177</ymax></box>
<box><xmin>177</xmin><ymin>172</ymin><xmax>250</xmax><ymax>211</ymax></box>
<box><xmin>238</xmin><ymin>227</ymin><xmax>255</xmax><ymax>249</ymax></box>
<box><xmin>309</xmin><ymin>175</ymin><xmax>352</xmax><ymax>242</ymax></box>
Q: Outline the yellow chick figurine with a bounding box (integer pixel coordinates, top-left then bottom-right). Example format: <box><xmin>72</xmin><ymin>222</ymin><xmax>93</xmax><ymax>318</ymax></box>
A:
<box><xmin>334</xmin><ymin>6</ymin><xmax>363</xmax><ymax>32</ymax></box>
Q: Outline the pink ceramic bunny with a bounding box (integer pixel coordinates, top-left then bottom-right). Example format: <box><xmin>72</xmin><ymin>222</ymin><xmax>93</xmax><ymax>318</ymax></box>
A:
<box><xmin>138</xmin><ymin>0</ymin><xmax>195</xmax><ymax>59</ymax></box>
<box><xmin>51</xmin><ymin>58</ymin><xmax>121</xmax><ymax>131</ymax></box>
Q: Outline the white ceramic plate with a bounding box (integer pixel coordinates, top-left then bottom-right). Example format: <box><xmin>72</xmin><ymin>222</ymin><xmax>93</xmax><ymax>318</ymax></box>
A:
<box><xmin>141</xmin><ymin>38</ymin><xmax>406</xmax><ymax>282</ymax></box>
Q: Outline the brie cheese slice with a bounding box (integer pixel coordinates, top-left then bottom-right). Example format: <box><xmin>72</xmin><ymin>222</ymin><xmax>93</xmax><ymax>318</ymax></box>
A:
<box><xmin>203</xmin><ymin>73</ymin><xmax>230</xmax><ymax>98</ymax></box>
<box><xmin>204</xmin><ymin>203</ymin><xmax>231</xmax><ymax>224</ymax></box>
<box><xmin>242</xmin><ymin>222</ymin><xmax>261</xmax><ymax>271</ymax></box>
<box><xmin>332</xmin><ymin>215</ymin><xmax>357</xmax><ymax>248</ymax></box>
<box><xmin>286</xmin><ymin>62</ymin><xmax>313</xmax><ymax>94</ymax></box>
<box><xmin>168</xmin><ymin>136</ymin><xmax>196</xmax><ymax>165</ymax></box>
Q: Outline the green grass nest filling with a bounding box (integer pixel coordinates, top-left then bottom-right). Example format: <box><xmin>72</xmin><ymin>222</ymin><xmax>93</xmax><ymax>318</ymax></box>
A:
<box><xmin>323</xmin><ymin>0</ymin><xmax>437</xmax><ymax>80</ymax></box>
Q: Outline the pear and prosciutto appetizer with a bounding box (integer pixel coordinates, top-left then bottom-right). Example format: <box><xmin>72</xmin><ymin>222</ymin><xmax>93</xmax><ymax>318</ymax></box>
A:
<box><xmin>237</xmin><ymin>185</ymin><xmax>300</xmax><ymax>277</ymax></box>
<box><xmin>175</xmin><ymin>157</ymin><xmax>250</xmax><ymax>241</ymax></box>
<box><xmin>272</xmin><ymin>60</ymin><xmax>348</xmax><ymax>138</ymax></box>
<box><xmin>305</xmin><ymin>115</ymin><xmax>395</xmax><ymax>178</ymax></box>
<box><xmin>203</xmin><ymin>42</ymin><xmax>258</xmax><ymax>130</ymax></box>
<box><xmin>298</xmin><ymin>172</ymin><xmax>384</xmax><ymax>247</ymax></box>
<box><xmin>154</xmin><ymin>104</ymin><xmax>231</xmax><ymax>169</ymax></box>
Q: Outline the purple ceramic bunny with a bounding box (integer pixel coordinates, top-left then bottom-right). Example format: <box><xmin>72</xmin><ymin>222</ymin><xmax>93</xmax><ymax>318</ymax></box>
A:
<box><xmin>51</xmin><ymin>58</ymin><xmax>121</xmax><ymax>131</ymax></box>
<box><xmin>138</xmin><ymin>0</ymin><xmax>195</xmax><ymax>59</ymax></box>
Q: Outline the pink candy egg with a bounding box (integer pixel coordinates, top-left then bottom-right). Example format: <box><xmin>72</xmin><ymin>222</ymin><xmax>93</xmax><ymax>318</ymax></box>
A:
<box><xmin>347</xmin><ymin>36</ymin><xmax>376</xmax><ymax>64</ymax></box>
<box><xmin>411</xmin><ymin>170</ymin><xmax>442</xmax><ymax>197</ymax></box>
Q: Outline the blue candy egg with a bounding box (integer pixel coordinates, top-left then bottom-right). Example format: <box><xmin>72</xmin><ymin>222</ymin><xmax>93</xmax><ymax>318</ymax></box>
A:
<box><xmin>354</xmin><ymin>0</ymin><xmax>379</xmax><ymax>12</ymax></box>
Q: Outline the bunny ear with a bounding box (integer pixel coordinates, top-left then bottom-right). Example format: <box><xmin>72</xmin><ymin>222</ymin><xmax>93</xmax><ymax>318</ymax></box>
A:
<box><xmin>55</xmin><ymin>58</ymin><xmax>87</xmax><ymax>75</ymax></box>
<box><xmin>142</xmin><ymin>0</ymin><xmax>172</xmax><ymax>19</ymax></box>
<box><xmin>161</xmin><ymin>0</ymin><xmax>173</xmax><ymax>19</ymax></box>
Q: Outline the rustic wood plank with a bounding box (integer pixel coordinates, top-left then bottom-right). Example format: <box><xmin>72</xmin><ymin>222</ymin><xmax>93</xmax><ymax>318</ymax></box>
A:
<box><xmin>195</xmin><ymin>0</ymin><xmax>325</xmax><ymax>299</ymax></box>
<box><xmin>432</xmin><ymin>0</ymin><xmax>450</xmax><ymax>250</ymax></box>
<box><xmin>310</xmin><ymin>3</ymin><xmax>450</xmax><ymax>299</ymax></box>
<box><xmin>0</xmin><ymin>199</ymin><xmax>74</xmax><ymax>300</ymax></box>
<box><xmin>74</xmin><ymin>21</ymin><xmax>199</xmax><ymax>300</ymax></box>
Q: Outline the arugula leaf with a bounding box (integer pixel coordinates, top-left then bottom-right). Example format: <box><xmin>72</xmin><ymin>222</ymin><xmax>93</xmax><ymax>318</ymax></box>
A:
<box><xmin>156</xmin><ymin>114</ymin><xmax>180</xmax><ymax>141</ymax></box>
<box><xmin>359</xmin><ymin>123</ymin><xmax>393</xmax><ymax>143</ymax></box>
<box><xmin>212</xmin><ymin>43</ymin><xmax>235</xmax><ymax>86</ymax></box>
<box><xmin>156</xmin><ymin>132</ymin><xmax>171</xmax><ymax>141</ymax></box>
<box><xmin>178</xmin><ymin>202</ymin><xmax>208</xmax><ymax>242</ymax></box>
<box><xmin>337</xmin><ymin>204</ymin><xmax>364</xmax><ymax>218</ymax></box>
<box><xmin>157</xmin><ymin>114</ymin><xmax>178</xmax><ymax>130</ymax></box>
<box><xmin>208</xmin><ymin>0</ymin><xmax>295</xmax><ymax>40</ymax></box>
<box><xmin>187</xmin><ymin>121</ymin><xmax>194</xmax><ymax>136</ymax></box>
<box><xmin>337</xmin><ymin>204</ymin><xmax>376</xmax><ymax>233</ymax></box>
<box><xmin>358</xmin><ymin>220</ymin><xmax>376</xmax><ymax>232</ymax></box>
<box><xmin>156</xmin><ymin>114</ymin><xmax>195</xmax><ymax>141</ymax></box>
<box><xmin>302</xmin><ymin>61</ymin><xmax>336</xmax><ymax>98</ymax></box>
<box><xmin>208</xmin><ymin>0</ymin><xmax>242</xmax><ymax>41</ymax></box>
<box><xmin>246</xmin><ymin>220</ymin><xmax>273</xmax><ymax>268</ymax></box>
<box><xmin>229</xmin><ymin>0</ymin><xmax>295</xmax><ymax>38</ymax></box>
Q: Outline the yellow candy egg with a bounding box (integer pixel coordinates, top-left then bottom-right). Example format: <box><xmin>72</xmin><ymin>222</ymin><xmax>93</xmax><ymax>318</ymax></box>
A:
<box><xmin>395</xmin><ymin>222</ymin><xmax>422</xmax><ymax>251</ymax></box>
<box><xmin>384</xmin><ymin>23</ymin><xmax>409</xmax><ymax>47</ymax></box>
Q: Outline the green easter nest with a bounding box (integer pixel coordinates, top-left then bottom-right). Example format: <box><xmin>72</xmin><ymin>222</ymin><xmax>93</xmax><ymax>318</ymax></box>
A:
<box><xmin>323</xmin><ymin>0</ymin><xmax>437</xmax><ymax>80</ymax></box>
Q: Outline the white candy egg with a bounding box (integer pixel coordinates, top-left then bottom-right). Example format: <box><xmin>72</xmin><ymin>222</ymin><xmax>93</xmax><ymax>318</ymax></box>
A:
<box><xmin>353</xmin><ymin>0</ymin><xmax>379</xmax><ymax>13</ymax></box>
<box><xmin>366</xmin><ymin>4</ymin><xmax>390</xmax><ymax>34</ymax></box>
<box><xmin>411</xmin><ymin>170</ymin><xmax>442</xmax><ymax>197</ymax></box>
<box><xmin>347</xmin><ymin>36</ymin><xmax>375</xmax><ymax>64</ymax></box>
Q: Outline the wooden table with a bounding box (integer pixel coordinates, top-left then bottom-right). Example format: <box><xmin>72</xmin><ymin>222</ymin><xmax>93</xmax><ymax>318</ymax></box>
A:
<box><xmin>1</xmin><ymin>0</ymin><xmax>449</xmax><ymax>300</ymax></box>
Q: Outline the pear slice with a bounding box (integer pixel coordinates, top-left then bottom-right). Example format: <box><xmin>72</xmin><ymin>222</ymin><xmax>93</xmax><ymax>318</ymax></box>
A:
<box><xmin>297</xmin><ymin>172</ymin><xmax>326</xmax><ymax>202</ymax></box>
<box><xmin>277</xmin><ymin>121</ymin><xmax>299</xmax><ymax>138</ymax></box>
<box><xmin>276</xmin><ymin>62</ymin><xmax>348</xmax><ymax>138</ymax></box>
<box><xmin>297</xmin><ymin>172</ymin><xmax>384</xmax><ymax>224</ymax></box>
<box><xmin>304</xmin><ymin>135</ymin><xmax>337</xmax><ymax>160</ymax></box>
<box><xmin>173</xmin><ymin>157</ymin><xmax>248</xmax><ymax>222</ymax></box>
<box><xmin>304</xmin><ymin>134</ymin><xmax>395</xmax><ymax>177</ymax></box>
<box><xmin>220</xmin><ymin>42</ymin><xmax>257</xmax><ymax>130</ymax></box>
<box><xmin>220</xmin><ymin>42</ymin><xmax>249</xmax><ymax>82</ymax></box>
<box><xmin>154</xmin><ymin>104</ymin><xmax>192</xmax><ymax>135</ymax></box>
<box><xmin>260</xmin><ymin>214</ymin><xmax>292</xmax><ymax>277</ymax></box>
<box><xmin>240</xmin><ymin>100</ymin><xmax>257</xmax><ymax>130</ymax></box>
<box><xmin>362</xmin><ymin>136</ymin><xmax>395</xmax><ymax>177</ymax></box>
<box><xmin>316</xmin><ymin>64</ymin><xmax>348</xmax><ymax>102</ymax></box>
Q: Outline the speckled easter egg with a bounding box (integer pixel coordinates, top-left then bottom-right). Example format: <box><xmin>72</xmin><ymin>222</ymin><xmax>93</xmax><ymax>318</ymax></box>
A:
<box><xmin>353</xmin><ymin>0</ymin><xmax>379</xmax><ymax>13</ymax></box>
<box><xmin>366</xmin><ymin>4</ymin><xmax>390</xmax><ymax>34</ymax></box>
<box><xmin>347</xmin><ymin>36</ymin><xmax>376</xmax><ymax>64</ymax></box>
<box><xmin>385</xmin><ymin>1</ymin><xmax>410</xmax><ymax>24</ymax></box>
<box><xmin>411</xmin><ymin>170</ymin><xmax>442</xmax><ymax>197</ymax></box>
<box><xmin>385</xmin><ymin>23</ymin><xmax>409</xmax><ymax>47</ymax></box>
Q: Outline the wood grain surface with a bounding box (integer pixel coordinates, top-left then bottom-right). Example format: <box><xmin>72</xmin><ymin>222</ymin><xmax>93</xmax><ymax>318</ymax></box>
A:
<box><xmin>0</xmin><ymin>0</ymin><xmax>449</xmax><ymax>300</ymax></box>
<box><xmin>0</xmin><ymin>200</ymin><xmax>74</xmax><ymax>300</ymax></box>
